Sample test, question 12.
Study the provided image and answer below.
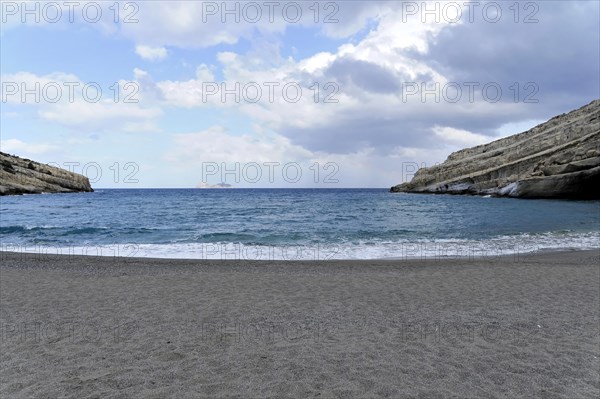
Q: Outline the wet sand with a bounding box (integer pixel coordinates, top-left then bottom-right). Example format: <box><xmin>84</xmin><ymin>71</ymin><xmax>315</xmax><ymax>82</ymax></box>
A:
<box><xmin>1</xmin><ymin>250</ymin><xmax>599</xmax><ymax>398</ymax></box>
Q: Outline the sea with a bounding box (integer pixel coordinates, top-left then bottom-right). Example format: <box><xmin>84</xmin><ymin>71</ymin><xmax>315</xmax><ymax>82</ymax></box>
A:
<box><xmin>1</xmin><ymin>189</ymin><xmax>599</xmax><ymax>260</ymax></box>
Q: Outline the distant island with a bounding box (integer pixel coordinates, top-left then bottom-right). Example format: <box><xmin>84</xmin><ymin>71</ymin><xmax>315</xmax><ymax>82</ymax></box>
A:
<box><xmin>391</xmin><ymin>99</ymin><xmax>600</xmax><ymax>199</ymax></box>
<box><xmin>195</xmin><ymin>182</ymin><xmax>233</xmax><ymax>189</ymax></box>
<box><xmin>0</xmin><ymin>152</ymin><xmax>93</xmax><ymax>196</ymax></box>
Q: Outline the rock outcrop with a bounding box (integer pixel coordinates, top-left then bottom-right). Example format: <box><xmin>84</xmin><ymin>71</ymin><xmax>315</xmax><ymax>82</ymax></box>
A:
<box><xmin>391</xmin><ymin>100</ymin><xmax>600</xmax><ymax>199</ymax></box>
<box><xmin>0</xmin><ymin>152</ymin><xmax>93</xmax><ymax>195</ymax></box>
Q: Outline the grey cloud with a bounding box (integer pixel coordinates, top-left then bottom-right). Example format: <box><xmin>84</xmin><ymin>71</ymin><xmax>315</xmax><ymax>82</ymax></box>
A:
<box><xmin>280</xmin><ymin>102</ymin><xmax>544</xmax><ymax>154</ymax></box>
<box><xmin>412</xmin><ymin>1</ymin><xmax>599</xmax><ymax>114</ymax></box>
<box><xmin>278</xmin><ymin>2</ymin><xmax>599</xmax><ymax>154</ymax></box>
<box><xmin>326</xmin><ymin>57</ymin><xmax>401</xmax><ymax>94</ymax></box>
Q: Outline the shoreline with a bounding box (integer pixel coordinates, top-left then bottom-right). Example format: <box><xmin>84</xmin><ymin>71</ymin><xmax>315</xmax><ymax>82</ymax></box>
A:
<box><xmin>0</xmin><ymin>246</ymin><xmax>596</xmax><ymax>263</ymax></box>
<box><xmin>1</xmin><ymin>239</ymin><xmax>598</xmax><ymax>263</ymax></box>
<box><xmin>1</xmin><ymin>249</ymin><xmax>599</xmax><ymax>397</ymax></box>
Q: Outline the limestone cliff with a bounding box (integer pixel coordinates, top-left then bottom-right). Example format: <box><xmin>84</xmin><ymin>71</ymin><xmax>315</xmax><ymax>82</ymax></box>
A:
<box><xmin>391</xmin><ymin>100</ymin><xmax>600</xmax><ymax>199</ymax></box>
<box><xmin>0</xmin><ymin>152</ymin><xmax>93</xmax><ymax>195</ymax></box>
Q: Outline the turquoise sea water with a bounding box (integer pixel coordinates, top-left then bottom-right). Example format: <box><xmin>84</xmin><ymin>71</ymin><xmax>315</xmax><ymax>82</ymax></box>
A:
<box><xmin>1</xmin><ymin>189</ymin><xmax>599</xmax><ymax>260</ymax></box>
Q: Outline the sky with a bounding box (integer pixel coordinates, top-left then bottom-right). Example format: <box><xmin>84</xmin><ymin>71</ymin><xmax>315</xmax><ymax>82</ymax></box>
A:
<box><xmin>1</xmin><ymin>0</ymin><xmax>599</xmax><ymax>188</ymax></box>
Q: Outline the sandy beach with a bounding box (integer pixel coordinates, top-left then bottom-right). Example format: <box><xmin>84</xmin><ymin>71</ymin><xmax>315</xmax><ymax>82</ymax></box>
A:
<box><xmin>1</xmin><ymin>250</ymin><xmax>598</xmax><ymax>398</ymax></box>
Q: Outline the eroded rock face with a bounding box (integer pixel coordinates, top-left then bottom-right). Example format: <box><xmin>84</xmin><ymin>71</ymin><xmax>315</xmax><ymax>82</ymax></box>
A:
<box><xmin>0</xmin><ymin>152</ymin><xmax>93</xmax><ymax>195</ymax></box>
<box><xmin>391</xmin><ymin>100</ymin><xmax>600</xmax><ymax>199</ymax></box>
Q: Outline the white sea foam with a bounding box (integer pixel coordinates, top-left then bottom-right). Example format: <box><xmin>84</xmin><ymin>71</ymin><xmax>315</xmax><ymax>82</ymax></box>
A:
<box><xmin>4</xmin><ymin>231</ymin><xmax>598</xmax><ymax>261</ymax></box>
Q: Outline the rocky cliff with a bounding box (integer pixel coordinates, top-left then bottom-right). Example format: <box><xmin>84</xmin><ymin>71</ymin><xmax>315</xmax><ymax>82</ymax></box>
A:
<box><xmin>0</xmin><ymin>152</ymin><xmax>93</xmax><ymax>195</ymax></box>
<box><xmin>391</xmin><ymin>100</ymin><xmax>600</xmax><ymax>199</ymax></box>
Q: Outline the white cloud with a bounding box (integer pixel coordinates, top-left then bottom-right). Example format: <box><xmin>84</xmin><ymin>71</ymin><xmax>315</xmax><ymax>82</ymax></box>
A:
<box><xmin>195</xmin><ymin>64</ymin><xmax>215</xmax><ymax>82</ymax></box>
<box><xmin>495</xmin><ymin>120</ymin><xmax>546</xmax><ymax>139</ymax></box>
<box><xmin>433</xmin><ymin>126</ymin><xmax>490</xmax><ymax>147</ymax></box>
<box><xmin>133</xmin><ymin>68</ymin><xmax>149</xmax><ymax>79</ymax></box>
<box><xmin>122</xmin><ymin>121</ymin><xmax>162</xmax><ymax>133</ymax></box>
<box><xmin>0</xmin><ymin>1</ymin><xmax>118</xmax><ymax>33</ymax></box>
<box><xmin>39</xmin><ymin>101</ymin><xmax>162</xmax><ymax>131</ymax></box>
<box><xmin>1</xmin><ymin>1</ymin><xmax>391</xmax><ymax>50</ymax></box>
<box><xmin>156</xmin><ymin>64</ymin><xmax>216</xmax><ymax>107</ymax></box>
<box><xmin>145</xmin><ymin>5</ymin><xmax>453</xmax><ymax>132</ymax></box>
<box><xmin>135</xmin><ymin>45</ymin><xmax>168</xmax><ymax>61</ymax></box>
<box><xmin>162</xmin><ymin>125</ymin><xmax>446</xmax><ymax>187</ymax></box>
<box><xmin>117</xmin><ymin>2</ymin><xmax>388</xmax><ymax>50</ymax></box>
<box><xmin>165</xmin><ymin>125</ymin><xmax>311</xmax><ymax>164</ymax></box>
<box><xmin>0</xmin><ymin>139</ymin><xmax>59</xmax><ymax>155</ymax></box>
<box><xmin>117</xmin><ymin>4</ymin><xmax>538</xmax><ymax>171</ymax></box>
<box><xmin>1</xmin><ymin>72</ymin><xmax>80</xmax><ymax>104</ymax></box>
<box><xmin>2</xmin><ymin>71</ymin><xmax>163</xmax><ymax>133</ymax></box>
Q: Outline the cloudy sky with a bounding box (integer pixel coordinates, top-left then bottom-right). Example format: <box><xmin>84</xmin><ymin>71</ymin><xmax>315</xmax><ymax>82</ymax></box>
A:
<box><xmin>1</xmin><ymin>1</ymin><xmax>598</xmax><ymax>188</ymax></box>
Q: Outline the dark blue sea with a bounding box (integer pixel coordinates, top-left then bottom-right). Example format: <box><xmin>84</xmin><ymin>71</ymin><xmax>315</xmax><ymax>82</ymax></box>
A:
<box><xmin>1</xmin><ymin>189</ymin><xmax>599</xmax><ymax>260</ymax></box>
